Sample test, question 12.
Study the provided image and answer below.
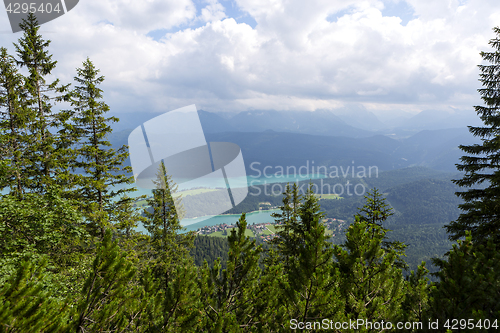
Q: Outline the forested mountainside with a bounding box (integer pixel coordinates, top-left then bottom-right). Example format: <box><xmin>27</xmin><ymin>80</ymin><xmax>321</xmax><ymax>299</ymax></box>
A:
<box><xmin>189</xmin><ymin>167</ymin><xmax>461</xmax><ymax>273</ymax></box>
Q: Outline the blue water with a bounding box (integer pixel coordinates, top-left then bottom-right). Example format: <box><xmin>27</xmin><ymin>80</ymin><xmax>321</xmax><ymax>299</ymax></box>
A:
<box><xmin>118</xmin><ymin>173</ymin><xmax>327</xmax><ymax>199</ymax></box>
<box><xmin>136</xmin><ymin>209</ymin><xmax>279</xmax><ymax>234</ymax></box>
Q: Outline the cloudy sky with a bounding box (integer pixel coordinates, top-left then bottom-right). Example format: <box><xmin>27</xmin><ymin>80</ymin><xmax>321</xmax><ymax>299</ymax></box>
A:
<box><xmin>0</xmin><ymin>0</ymin><xmax>499</xmax><ymax>119</ymax></box>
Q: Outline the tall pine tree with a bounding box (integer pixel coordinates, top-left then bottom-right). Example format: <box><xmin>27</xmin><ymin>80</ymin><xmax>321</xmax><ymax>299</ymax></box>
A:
<box><xmin>69</xmin><ymin>57</ymin><xmax>136</xmax><ymax>238</ymax></box>
<box><xmin>142</xmin><ymin>161</ymin><xmax>199</xmax><ymax>332</ymax></box>
<box><xmin>450</xmin><ymin>26</ymin><xmax>500</xmax><ymax>243</ymax></box>
<box><xmin>199</xmin><ymin>214</ymin><xmax>262</xmax><ymax>332</ymax></box>
<box><xmin>334</xmin><ymin>219</ymin><xmax>405</xmax><ymax>330</ymax></box>
<box><xmin>269</xmin><ymin>182</ymin><xmax>301</xmax><ymax>270</ymax></box>
<box><xmin>270</xmin><ymin>183</ymin><xmax>345</xmax><ymax>329</ymax></box>
<box><xmin>13</xmin><ymin>13</ymin><xmax>71</xmax><ymax>193</ymax></box>
<box><xmin>356</xmin><ymin>189</ymin><xmax>407</xmax><ymax>269</ymax></box>
<box><xmin>427</xmin><ymin>232</ymin><xmax>500</xmax><ymax>331</ymax></box>
<box><xmin>0</xmin><ymin>47</ymin><xmax>31</xmax><ymax>197</ymax></box>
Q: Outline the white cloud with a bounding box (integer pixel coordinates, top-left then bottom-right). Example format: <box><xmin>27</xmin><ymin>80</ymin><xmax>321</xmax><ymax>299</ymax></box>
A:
<box><xmin>81</xmin><ymin>0</ymin><xmax>196</xmax><ymax>33</ymax></box>
<box><xmin>0</xmin><ymin>0</ymin><xmax>498</xmax><ymax>116</ymax></box>
<box><xmin>200</xmin><ymin>0</ymin><xmax>227</xmax><ymax>23</ymax></box>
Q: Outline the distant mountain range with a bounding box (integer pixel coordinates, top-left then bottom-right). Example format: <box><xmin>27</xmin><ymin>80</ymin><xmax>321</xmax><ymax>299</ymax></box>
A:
<box><xmin>198</xmin><ymin>110</ymin><xmax>373</xmax><ymax>137</ymax></box>
<box><xmin>110</xmin><ymin>108</ymin><xmax>482</xmax><ymax>138</ymax></box>
<box><xmin>105</xmin><ymin>108</ymin><xmax>483</xmax><ymax>174</ymax></box>
<box><xmin>110</xmin><ymin>126</ymin><xmax>478</xmax><ymax>174</ymax></box>
<box><xmin>206</xmin><ymin>128</ymin><xmax>477</xmax><ymax>173</ymax></box>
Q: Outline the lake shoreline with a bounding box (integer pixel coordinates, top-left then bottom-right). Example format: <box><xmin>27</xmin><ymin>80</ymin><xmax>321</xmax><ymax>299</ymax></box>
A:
<box><xmin>183</xmin><ymin>208</ymin><xmax>280</xmax><ymax>223</ymax></box>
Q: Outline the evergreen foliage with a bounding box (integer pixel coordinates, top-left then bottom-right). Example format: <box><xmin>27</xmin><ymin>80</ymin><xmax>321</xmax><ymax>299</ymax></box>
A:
<box><xmin>199</xmin><ymin>214</ymin><xmax>263</xmax><ymax>332</ymax></box>
<box><xmin>0</xmin><ymin>258</ymin><xmax>71</xmax><ymax>332</ymax></box>
<box><xmin>357</xmin><ymin>189</ymin><xmax>407</xmax><ymax>269</ymax></box>
<box><xmin>427</xmin><ymin>232</ymin><xmax>500</xmax><ymax>331</ymax></box>
<box><xmin>265</xmin><ymin>184</ymin><xmax>345</xmax><ymax>331</ymax></box>
<box><xmin>334</xmin><ymin>219</ymin><xmax>405</xmax><ymax>330</ymax></box>
<box><xmin>270</xmin><ymin>183</ymin><xmax>301</xmax><ymax>270</ymax></box>
<box><xmin>191</xmin><ymin>236</ymin><xmax>230</xmax><ymax>269</ymax></box>
<box><xmin>143</xmin><ymin>161</ymin><xmax>193</xmax><ymax>275</ymax></box>
<box><xmin>74</xmin><ymin>229</ymin><xmax>140</xmax><ymax>332</ymax></box>
<box><xmin>0</xmin><ymin>47</ymin><xmax>30</xmax><ymax>197</ymax></box>
<box><xmin>142</xmin><ymin>161</ymin><xmax>199</xmax><ymax>332</ymax></box>
<box><xmin>451</xmin><ymin>26</ymin><xmax>500</xmax><ymax>243</ymax></box>
<box><xmin>13</xmin><ymin>13</ymin><xmax>71</xmax><ymax>193</ymax></box>
<box><xmin>0</xmin><ymin>187</ymin><xmax>84</xmax><ymax>285</ymax></box>
<box><xmin>401</xmin><ymin>263</ymin><xmax>430</xmax><ymax>324</ymax></box>
<box><xmin>69</xmin><ymin>57</ymin><xmax>136</xmax><ymax>238</ymax></box>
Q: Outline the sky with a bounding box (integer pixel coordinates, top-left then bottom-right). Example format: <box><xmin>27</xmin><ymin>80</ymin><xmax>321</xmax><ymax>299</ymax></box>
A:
<box><xmin>0</xmin><ymin>0</ymin><xmax>499</xmax><ymax>119</ymax></box>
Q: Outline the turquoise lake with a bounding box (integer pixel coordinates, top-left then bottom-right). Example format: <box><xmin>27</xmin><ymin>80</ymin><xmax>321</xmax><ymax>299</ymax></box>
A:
<box><xmin>136</xmin><ymin>209</ymin><xmax>279</xmax><ymax>233</ymax></box>
<box><xmin>115</xmin><ymin>173</ymin><xmax>327</xmax><ymax>199</ymax></box>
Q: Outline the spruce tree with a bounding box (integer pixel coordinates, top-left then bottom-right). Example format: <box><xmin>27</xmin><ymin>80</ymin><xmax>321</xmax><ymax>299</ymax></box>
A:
<box><xmin>142</xmin><ymin>161</ymin><xmax>199</xmax><ymax>331</ymax></box>
<box><xmin>199</xmin><ymin>214</ymin><xmax>262</xmax><ymax>332</ymax></box>
<box><xmin>143</xmin><ymin>161</ymin><xmax>192</xmax><ymax>270</ymax></box>
<box><xmin>270</xmin><ymin>183</ymin><xmax>345</xmax><ymax>329</ymax></box>
<box><xmin>334</xmin><ymin>219</ymin><xmax>405</xmax><ymax>330</ymax></box>
<box><xmin>69</xmin><ymin>57</ymin><xmax>136</xmax><ymax>238</ymax></box>
<box><xmin>357</xmin><ymin>189</ymin><xmax>407</xmax><ymax>269</ymax></box>
<box><xmin>450</xmin><ymin>26</ymin><xmax>500</xmax><ymax>243</ymax></box>
<box><xmin>427</xmin><ymin>232</ymin><xmax>500</xmax><ymax>331</ymax></box>
<box><xmin>13</xmin><ymin>13</ymin><xmax>70</xmax><ymax>192</ymax></box>
<box><xmin>269</xmin><ymin>182</ymin><xmax>301</xmax><ymax>269</ymax></box>
<box><xmin>0</xmin><ymin>47</ymin><xmax>31</xmax><ymax>197</ymax></box>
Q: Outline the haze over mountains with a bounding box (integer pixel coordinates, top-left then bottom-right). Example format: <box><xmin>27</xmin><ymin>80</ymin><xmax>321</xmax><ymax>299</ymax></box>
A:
<box><xmin>109</xmin><ymin>108</ymin><xmax>481</xmax><ymax>173</ymax></box>
<box><xmin>111</xmin><ymin>108</ymin><xmax>482</xmax><ymax>136</ymax></box>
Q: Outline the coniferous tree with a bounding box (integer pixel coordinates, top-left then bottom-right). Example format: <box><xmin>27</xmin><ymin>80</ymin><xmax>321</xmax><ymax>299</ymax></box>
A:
<box><xmin>401</xmin><ymin>262</ymin><xmax>430</xmax><ymax>325</ymax></box>
<box><xmin>113</xmin><ymin>195</ymin><xmax>149</xmax><ymax>266</ymax></box>
<box><xmin>142</xmin><ymin>161</ymin><xmax>199</xmax><ymax>332</ymax></box>
<box><xmin>199</xmin><ymin>214</ymin><xmax>263</xmax><ymax>332</ymax></box>
<box><xmin>357</xmin><ymin>189</ymin><xmax>407</xmax><ymax>269</ymax></box>
<box><xmin>69</xmin><ymin>57</ymin><xmax>136</xmax><ymax>238</ymax></box>
<box><xmin>269</xmin><ymin>182</ymin><xmax>301</xmax><ymax>269</ymax></box>
<box><xmin>0</xmin><ymin>47</ymin><xmax>31</xmax><ymax>197</ymax></box>
<box><xmin>270</xmin><ymin>184</ymin><xmax>345</xmax><ymax>330</ymax></box>
<box><xmin>334</xmin><ymin>191</ymin><xmax>407</xmax><ymax>330</ymax></box>
<box><xmin>450</xmin><ymin>26</ymin><xmax>500</xmax><ymax>243</ymax></box>
<box><xmin>0</xmin><ymin>187</ymin><xmax>83</xmax><ymax>287</ymax></box>
<box><xmin>427</xmin><ymin>232</ymin><xmax>500</xmax><ymax>332</ymax></box>
<box><xmin>143</xmin><ymin>161</ymin><xmax>193</xmax><ymax>272</ymax></box>
<box><xmin>13</xmin><ymin>13</ymin><xmax>71</xmax><ymax>193</ymax></box>
<box><xmin>296</xmin><ymin>185</ymin><xmax>344</xmax><ymax>323</ymax></box>
<box><xmin>0</xmin><ymin>258</ymin><xmax>72</xmax><ymax>332</ymax></box>
<box><xmin>334</xmin><ymin>218</ymin><xmax>405</xmax><ymax>331</ymax></box>
<box><xmin>74</xmin><ymin>229</ymin><xmax>140</xmax><ymax>333</ymax></box>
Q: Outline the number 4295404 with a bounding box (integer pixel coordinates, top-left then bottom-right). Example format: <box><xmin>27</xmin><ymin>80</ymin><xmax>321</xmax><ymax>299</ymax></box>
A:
<box><xmin>444</xmin><ymin>319</ymin><xmax>498</xmax><ymax>330</ymax></box>
<box><xmin>6</xmin><ymin>2</ymin><xmax>62</xmax><ymax>14</ymax></box>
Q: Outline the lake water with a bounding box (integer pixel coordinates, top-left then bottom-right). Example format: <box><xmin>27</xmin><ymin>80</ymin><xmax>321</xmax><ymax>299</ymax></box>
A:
<box><xmin>120</xmin><ymin>173</ymin><xmax>327</xmax><ymax>199</ymax></box>
<box><xmin>136</xmin><ymin>209</ymin><xmax>279</xmax><ymax>233</ymax></box>
<box><xmin>130</xmin><ymin>173</ymin><xmax>324</xmax><ymax>233</ymax></box>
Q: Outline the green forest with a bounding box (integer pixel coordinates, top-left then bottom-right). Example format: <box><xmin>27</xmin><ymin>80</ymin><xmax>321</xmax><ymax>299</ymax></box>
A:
<box><xmin>1</xmin><ymin>14</ymin><xmax>500</xmax><ymax>332</ymax></box>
